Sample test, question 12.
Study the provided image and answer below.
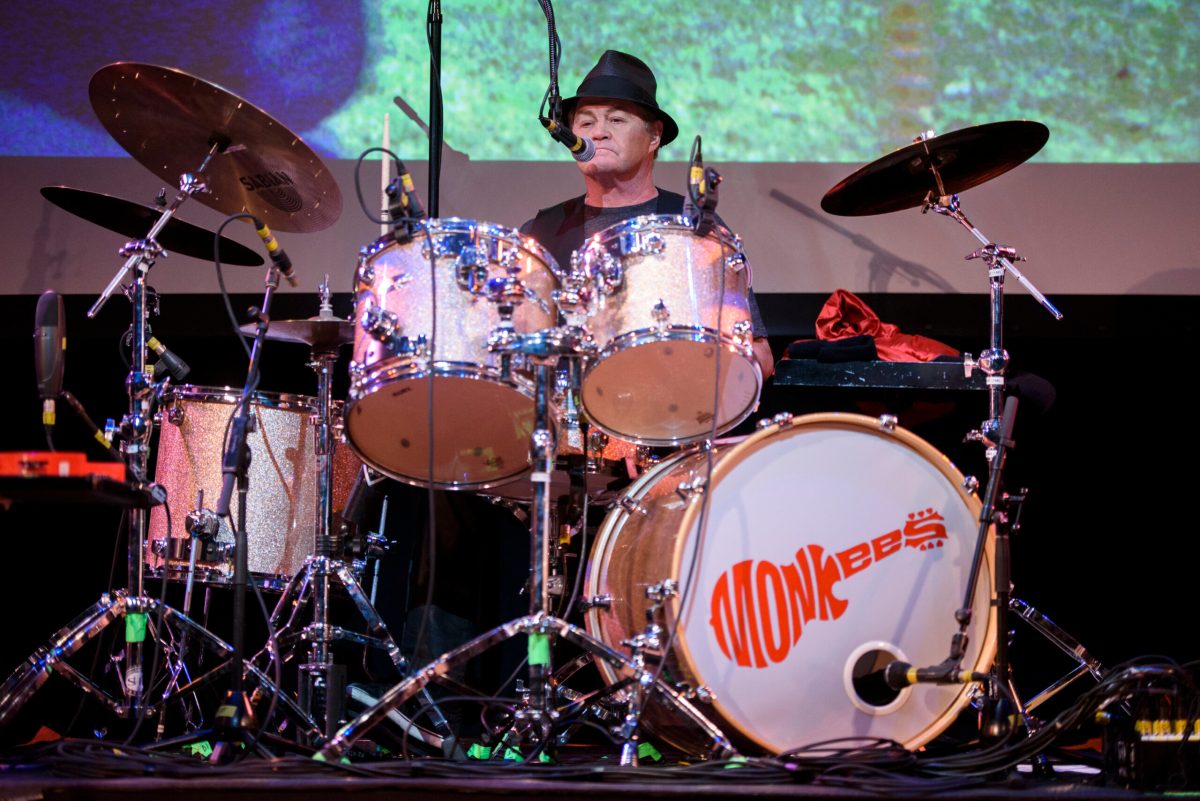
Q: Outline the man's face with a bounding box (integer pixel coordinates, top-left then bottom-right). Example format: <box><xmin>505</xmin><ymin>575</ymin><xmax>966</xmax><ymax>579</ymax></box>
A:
<box><xmin>570</xmin><ymin>100</ymin><xmax>662</xmax><ymax>178</ymax></box>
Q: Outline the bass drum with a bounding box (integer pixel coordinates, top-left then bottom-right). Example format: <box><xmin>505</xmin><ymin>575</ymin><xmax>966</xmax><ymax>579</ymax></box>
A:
<box><xmin>584</xmin><ymin>413</ymin><xmax>996</xmax><ymax>755</ymax></box>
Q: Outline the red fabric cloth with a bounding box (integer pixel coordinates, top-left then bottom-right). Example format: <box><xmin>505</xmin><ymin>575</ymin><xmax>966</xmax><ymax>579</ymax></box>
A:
<box><xmin>815</xmin><ymin>289</ymin><xmax>959</xmax><ymax>362</ymax></box>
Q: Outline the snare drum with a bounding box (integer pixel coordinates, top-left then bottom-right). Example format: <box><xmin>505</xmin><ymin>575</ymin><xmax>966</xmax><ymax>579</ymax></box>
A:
<box><xmin>584</xmin><ymin>413</ymin><xmax>996</xmax><ymax>754</ymax></box>
<box><xmin>147</xmin><ymin>386</ymin><xmax>360</xmax><ymax>588</ymax></box>
<box><xmin>346</xmin><ymin>219</ymin><xmax>560</xmax><ymax>490</ymax></box>
<box><xmin>564</xmin><ymin>215</ymin><xmax>761</xmax><ymax>446</ymax></box>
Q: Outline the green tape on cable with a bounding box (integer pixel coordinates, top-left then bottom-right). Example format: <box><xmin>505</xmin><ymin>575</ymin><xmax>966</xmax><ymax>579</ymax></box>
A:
<box><xmin>527</xmin><ymin>632</ymin><xmax>550</xmax><ymax>666</ymax></box>
<box><xmin>467</xmin><ymin>743</ymin><xmax>493</xmax><ymax>760</ymax></box>
<box><xmin>125</xmin><ymin>613</ymin><xmax>147</xmax><ymax>643</ymax></box>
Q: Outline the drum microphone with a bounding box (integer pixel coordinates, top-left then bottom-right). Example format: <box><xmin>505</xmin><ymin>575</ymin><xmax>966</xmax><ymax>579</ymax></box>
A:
<box><xmin>33</xmin><ymin>289</ymin><xmax>66</xmax><ymax>427</ymax></box>
<box><xmin>386</xmin><ymin>162</ymin><xmax>426</xmax><ymax>222</ymax></box>
<box><xmin>252</xmin><ymin>218</ymin><xmax>298</xmax><ymax>287</ymax></box>
<box><xmin>883</xmin><ymin>659</ymin><xmax>988</xmax><ymax>690</ymax></box>
<box><xmin>148</xmin><ymin>336</ymin><xmax>191</xmax><ymax>381</ymax></box>
<box><xmin>539</xmin><ymin>115</ymin><xmax>596</xmax><ymax>162</ymax></box>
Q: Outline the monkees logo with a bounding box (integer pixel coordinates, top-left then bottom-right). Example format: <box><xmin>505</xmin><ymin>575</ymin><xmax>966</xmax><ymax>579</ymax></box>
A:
<box><xmin>709</xmin><ymin>508</ymin><xmax>948</xmax><ymax>668</ymax></box>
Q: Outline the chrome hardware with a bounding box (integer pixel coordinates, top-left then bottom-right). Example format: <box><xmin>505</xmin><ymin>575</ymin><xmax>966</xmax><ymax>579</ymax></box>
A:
<box><xmin>347</xmin><ymin>359</ymin><xmax>364</xmax><ymax>380</ymax></box>
<box><xmin>878</xmin><ymin>414</ymin><xmax>898</xmax><ymax>432</ymax></box>
<box><xmin>633</xmin><ymin>232</ymin><xmax>666</xmax><ymax>257</ymax></box>
<box><xmin>680</xmin><ymin>684</ymin><xmax>715</xmax><ymax>703</ymax></box>
<box><xmin>355</xmin><ymin>259</ymin><xmax>375</xmax><ymax>287</ymax></box>
<box><xmin>963</xmin><ymin>475</ymin><xmax>980</xmax><ymax>494</ymax></box>
<box><xmin>725</xmin><ymin>251</ymin><xmax>748</xmax><ymax>272</ymax></box>
<box><xmin>617</xmin><ymin>496</ymin><xmax>647</xmax><ymax>516</ymax></box>
<box><xmin>455</xmin><ymin>245</ymin><xmax>488</xmax><ymax>294</ymax></box>
<box><xmin>420</xmin><ymin>234</ymin><xmax>453</xmax><ymax>260</ymax></box>
<box><xmin>731</xmin><ymin>319</ymin><xmax>753</xmax><ymax>348</ymax></box>
<box><xmin>675</xmin><ymin>476</ymin><xmax>706</xmax><ymax>501</ymax></box>
<box><xmin>166</xmin><ymin>400</ymin><xmax>185</xmax><ymax>426</ymax></box>
<box><xmin>651</xmin><ymin>299</ymin><xmax>670</xmax><ymax>327</ymax></box>
<box><xmin>390</xmin><ymin>272</ymin><xmax>413</xmax><ymax>290</ymax></box>
<box><xmin>645</xmin><ymin>579</ymin><xmax>678</xmax><ymax>602</ymax></box>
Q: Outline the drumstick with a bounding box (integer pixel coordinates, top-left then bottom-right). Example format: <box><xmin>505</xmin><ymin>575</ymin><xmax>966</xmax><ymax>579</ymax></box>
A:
<box><xmin>380</xmin><ymin>113</ymin><xmax>390</xmax><ymax>237</ymax></box>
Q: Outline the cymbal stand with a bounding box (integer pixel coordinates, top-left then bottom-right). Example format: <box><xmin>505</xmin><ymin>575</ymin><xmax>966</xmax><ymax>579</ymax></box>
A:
<box><xmin>314</xmin><ymin>321</ymin><xmax>736</xmax><ymax>764</ymax></box>
<box><xmin>256</xmin><ymin>287</ymin><xmax>455</xmax><ymax>748</ymax></box>
<box><xmin>903</xmin><ymin>190</ymin><xmax>1099</xmax><ymax>756</ymax></box>
<box><xmin>0</xmin><ymin>151</ymin><xmax>312</xmax><ymax>736</ymax></box>
<box><xmin>922</xmin><ymin>191</ymin><xmax>1062</xmax><ymax>445</ymax></box>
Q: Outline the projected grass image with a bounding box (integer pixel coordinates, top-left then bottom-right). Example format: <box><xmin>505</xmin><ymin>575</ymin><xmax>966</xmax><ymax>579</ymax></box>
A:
<box><xmin>1</xmin><ymin>0</ymin><xmax>1195</xmax><ymax>162</ymax></box>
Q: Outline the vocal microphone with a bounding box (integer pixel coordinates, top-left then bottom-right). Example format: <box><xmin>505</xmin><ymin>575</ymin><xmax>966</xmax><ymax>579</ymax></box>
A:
<box><xmin>148</xmin><ymin>336</ymin><xmax>191</xmax><ymax>381</ymax></box>
<box><xmin>33</xmin><ymin>289</ymin><xmax>66</xmax><ymax>427</ymax></box>
<box><xmin>883</xmin><ymin>660</ymin><xmax>989</xmax><ymax>690</ymax></box>
<box><xmin>539</xmin><ymin>116</ymin><xmax>596</xmax><ymax>162</ymax></box>
<box><xmin>252</xmin><ymin>218</ymin><xmax>298</xmax><ymax>287</ymax></box>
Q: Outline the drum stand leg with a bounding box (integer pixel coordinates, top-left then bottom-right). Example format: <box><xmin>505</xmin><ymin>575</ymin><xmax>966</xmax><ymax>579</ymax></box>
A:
<box><xmin>1008</xmin><ymin>597</ymin><xmax>1107</xmax><ymax>713</ymax></box>
<box><xmin>0</xmin><ymin>589</ymin><xmax>321</xmax><ymax>745</ymax></box>
<box><xmin>314</xmin><ymin>338</ymin><xmax>737</xmax><ymax>764</ymax></box>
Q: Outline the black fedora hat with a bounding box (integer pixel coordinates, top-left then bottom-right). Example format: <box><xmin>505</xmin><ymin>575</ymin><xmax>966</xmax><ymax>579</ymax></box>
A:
<box><xmin>562</xmin><ymin>50</ymin><xmax>679</xmax><ymax>148</ymax></box>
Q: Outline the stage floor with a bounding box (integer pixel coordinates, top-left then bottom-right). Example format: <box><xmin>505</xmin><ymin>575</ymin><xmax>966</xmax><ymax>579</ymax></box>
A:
<box><xmin>0</xmin><ymin>741</ymin><xmax>1159</xmax><ymax>801</ymax></box>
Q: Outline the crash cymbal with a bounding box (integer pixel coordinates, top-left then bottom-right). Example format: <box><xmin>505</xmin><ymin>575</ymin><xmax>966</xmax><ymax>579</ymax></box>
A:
<box><xmin>41</xmin><ymin>186</ymin><xmax>264</xmax><ymax>267</ymax></box>
<box><xmin>240</xmin><ymin>313</ymin><xmax>355</xmax><ymax>349</ymax></box>
<box><xmin>820</xmin><ymin>121</ymin><xmax>1049</xmax><ymax>217</ymax></box>
<box><xmin>89</xmin><ymin>62</ymin><xmax>341</xmax><ymax>233</ymax></box>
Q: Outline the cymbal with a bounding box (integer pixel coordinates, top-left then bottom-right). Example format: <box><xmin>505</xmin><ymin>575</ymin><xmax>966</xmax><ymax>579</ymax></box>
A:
<box><xmin>820</xmin><ymin>121</ymin><xmax>1049</xmax><ymax>217</ymax></box>
<box><xmin>240</xmin><ymin>314</ymin><xmax>355</xmax><ymax>349</ymax></box>
<box><xmin>89</xmin><ymin>62</ymin><xmax>342</xmax><ymax>233</ymax></box>
<box><xmin>41</xmin><ymin>186</ymin><xmax>264</xmax><ymax>267</ymax></box>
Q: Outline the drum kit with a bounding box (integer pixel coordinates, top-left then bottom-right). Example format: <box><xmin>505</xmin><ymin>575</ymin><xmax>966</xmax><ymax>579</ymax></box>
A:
<box><xmin>0</xmin><ymin>61</ymin><xmax>1102</xmax><ymax>767</ymax></box>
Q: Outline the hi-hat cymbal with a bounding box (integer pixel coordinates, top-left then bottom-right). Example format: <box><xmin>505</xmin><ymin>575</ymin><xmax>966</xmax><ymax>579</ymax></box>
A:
<box><xmin>820</xmin><ymin>121</ymin><xmax>1049</xmax><ymax>217</ymax></box>
<box><xmin>41</xmin><ymin>186</ymin><xmax>264</xmax><ymax>266</ymax></box>
<box><xmin>89</xmin><ymin>62</ymin><xmax>342</xmax><ymax>233</ymax></box>
<box><xmin>240</xmin><ymin>314</ymin><xmax>355</xmax><ymax>349</ymax></box>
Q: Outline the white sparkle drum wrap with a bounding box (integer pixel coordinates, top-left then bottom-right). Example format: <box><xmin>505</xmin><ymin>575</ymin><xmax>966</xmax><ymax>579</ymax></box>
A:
<box><xmin>346</xmin><ymin>219</ymin><xmax>559</xmax><ymax>489</ymax></box>
<box><xmin>147</xmin><ymin>386</ymin><xmax>360</xmax><ymax>586</ymax></box>
<box><xmin>568</xmin><ymin>216</ymin><xmax>761</xmax><ymax>446</ymax></box>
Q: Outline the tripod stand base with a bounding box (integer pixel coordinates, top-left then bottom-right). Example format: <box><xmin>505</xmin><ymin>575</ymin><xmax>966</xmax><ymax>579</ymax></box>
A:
<box><xmin>317</xmin><ymin>612</ymin><xmax>736</xmax><ymax>763</ymax></box>
<box><xmin>0</xmin><ymin>590</ymin><xmax>320</xmax><ymax>743</ymax></box>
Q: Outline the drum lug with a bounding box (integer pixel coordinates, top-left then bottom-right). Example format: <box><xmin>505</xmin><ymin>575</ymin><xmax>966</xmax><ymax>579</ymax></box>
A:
<box><xmin>675</xmin><ymin>477</ymin><xmax>706</xmax><ymax>502</ymax></box>
<box><xmin>757</xmin><ymin>411</ymin><xmax>793</xmax><ymax>431</ymax></box>
<box><xmin>355</xmin><ymin>259</ymin><xmax>375</xmax><ymax>288</ymax></box>
<box><xmin>878</xmin><ymin>414</ymin><xmax>899</xmax><ymax>432</ymax></box>
<box><xmin>651</xmin><ymin>299</ymin><xmax>671</xmax><ymax>330</ymax></box>
<box><xmin>617</xmin><ymin>496</ymin><xmax>648</xmax><ymax>516</ymax></box>
<box><xmin>963</xmin><ymin>475</ymin><xmax>980</xmax><ymax>494</ymax></box>
<box><xmin>165</xmin><ymin>401</ymin><xmax>185</xmax><ymax>426</ymax></box>
<box><xmin>645</xmin><ymin>578</ymin><xmax>678</xmax><ymax>602</ymax></box>
<box><xmin>724</xmin><ymin>250</ymin><xmax>748</xmax><ymax>273</ymax></box>
<box><xmin>731</xmin><ymin>319</ymin><xmax>753</xmax><ymax>350</ymax></box>
<box><xmin>680</xmin><ymin>683</ymin><xmax>715</xmax><ymax>704</ymax></box>
<box><xmin>633</xmin><ymin>231</ymin><xmax>666</xmax><ymax>257</ymax></box>
<box><xmin>360</xmin><ymin>305</ymin><xmax>405</xmax><ymax>353</ymax></box>
<box><xmin>578</xmin><ymin>593</ymin><xmax>612</xmax><ymax>610</ymax></box>
<box><xmin>455</xmin><ymin>247</ymin><xmax>489</xmax><ymax>294</ymax></box>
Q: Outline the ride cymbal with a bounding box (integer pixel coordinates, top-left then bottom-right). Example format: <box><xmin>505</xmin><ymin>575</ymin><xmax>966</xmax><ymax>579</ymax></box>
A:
<box><xmin>89</xmin><ymin>62</ymin><xmax>342</xmax><ymax>233</ymax></box>
<box><xmin>820</xmin><ymin>121</ymin><xmax>1049</xmax><ymax>217</ymax></box>
<box><xmin>41</xmin><ymin>186</ymin><xmax>264</xmax><ymax>266</ymax></box>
